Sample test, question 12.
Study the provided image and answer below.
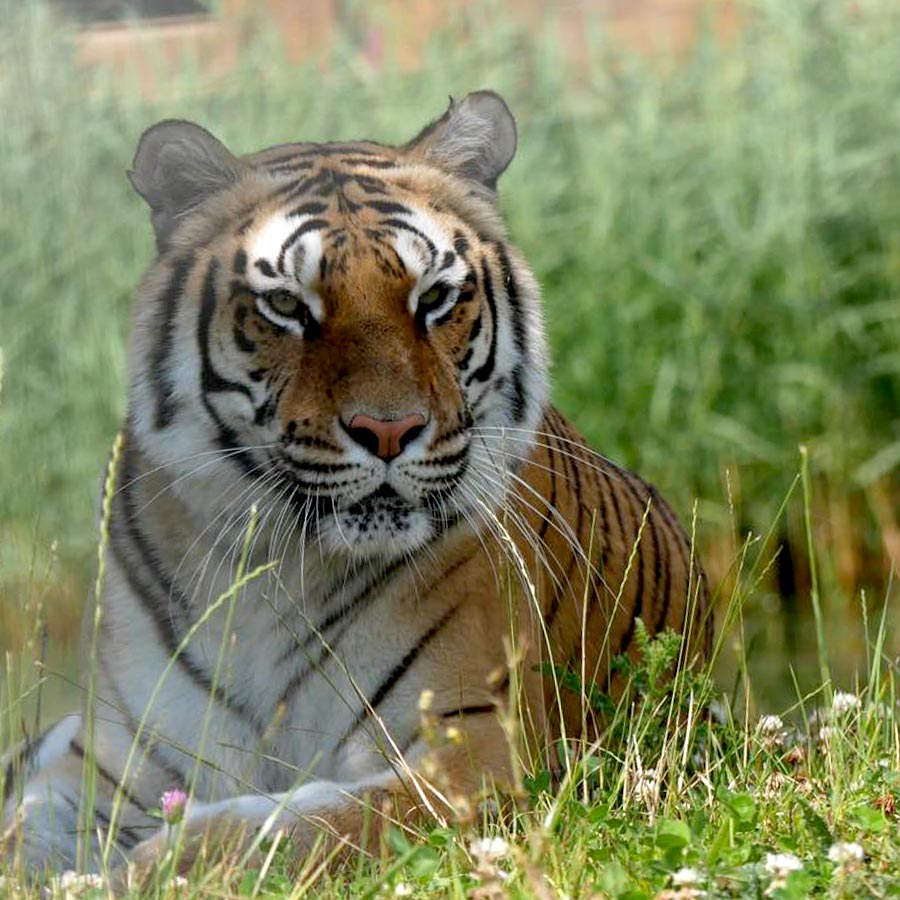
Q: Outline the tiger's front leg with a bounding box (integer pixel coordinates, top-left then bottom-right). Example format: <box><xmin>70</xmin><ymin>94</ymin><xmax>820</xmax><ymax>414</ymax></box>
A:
<box><xmin>1</xmin><ymin>714</ymin><xmax>156</xmax><ymax>872</ymax></box>
<box><xmin>124</xmin><ymin>714</ymin><xmax>513</xmax><ymax>879</ymax></box>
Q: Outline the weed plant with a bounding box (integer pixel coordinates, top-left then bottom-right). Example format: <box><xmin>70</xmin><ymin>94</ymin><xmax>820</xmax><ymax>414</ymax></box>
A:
<box><xmin>1</xmin><ymin>0</ymin><xmax>899</xmax><ymax>643</ymax></box>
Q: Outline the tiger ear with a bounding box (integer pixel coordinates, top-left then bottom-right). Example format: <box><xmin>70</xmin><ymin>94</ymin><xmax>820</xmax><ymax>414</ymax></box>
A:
<box><xmin>402</xmin><ymin>90</ymin><xmax>517</xmax><ymax>191</ymax></box>
<box><xmin>128</xmin><ymin>120</ymin><xmax>241</xmax><ymax>250</ymax></box>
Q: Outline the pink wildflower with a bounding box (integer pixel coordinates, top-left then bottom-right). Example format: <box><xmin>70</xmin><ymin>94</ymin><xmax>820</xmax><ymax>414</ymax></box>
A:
<box><xmin>160</xmin><ymin>788</ymin><xmax>187</xmax><ymax>825</ymax></box>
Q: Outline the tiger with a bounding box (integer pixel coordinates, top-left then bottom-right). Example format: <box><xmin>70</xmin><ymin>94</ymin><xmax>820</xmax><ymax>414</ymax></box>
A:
<box><xmin>2</xmin><ymin>90</ymin><xmax>711</xmax><ymax>877</ymax></box>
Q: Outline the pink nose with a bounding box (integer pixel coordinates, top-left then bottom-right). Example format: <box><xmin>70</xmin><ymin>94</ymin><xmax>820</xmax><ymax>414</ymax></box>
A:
<box><xmin>343</xmin><ymin>413</ymin><xmax>427</xmax><ymax>461</ymax></box>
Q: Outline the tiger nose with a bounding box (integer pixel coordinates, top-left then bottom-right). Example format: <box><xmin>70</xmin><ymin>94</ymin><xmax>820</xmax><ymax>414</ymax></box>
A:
<box><xmin>342</xmin><ymin>413</ymin><xmax>427</xmax><ymax>461</ymax></box>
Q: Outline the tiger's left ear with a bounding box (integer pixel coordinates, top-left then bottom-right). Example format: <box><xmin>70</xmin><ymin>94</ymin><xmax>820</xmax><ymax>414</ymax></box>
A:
<box><xmin>128</xmin><ymin>120</ymin><xmax>243</xmax><ymax>251</ymax></box>
<box><xmin>402</xmin><ymin>90</ymin><xmax>517</xmax><ymax>191</ymax></box>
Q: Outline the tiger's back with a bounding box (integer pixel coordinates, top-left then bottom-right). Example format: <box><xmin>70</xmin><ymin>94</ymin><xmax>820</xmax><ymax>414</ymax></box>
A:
<box><xmin>2</xmin><ymin>91</ymin><xmax>710</xmax><ymax>875</ymax></box>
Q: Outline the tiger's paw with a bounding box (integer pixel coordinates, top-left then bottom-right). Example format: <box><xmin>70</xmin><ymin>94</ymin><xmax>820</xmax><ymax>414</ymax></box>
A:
<box><xmin>118</xmin><ymin>817</ymin><xmax>260</xmax><ymax>889</ymax></box>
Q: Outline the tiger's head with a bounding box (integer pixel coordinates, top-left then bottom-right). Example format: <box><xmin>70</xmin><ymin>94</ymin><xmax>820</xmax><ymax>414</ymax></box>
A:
<box><xmin>127</xmin><ymin>91</ymin><xmax>548</xmax><ymax>562</ymax></box>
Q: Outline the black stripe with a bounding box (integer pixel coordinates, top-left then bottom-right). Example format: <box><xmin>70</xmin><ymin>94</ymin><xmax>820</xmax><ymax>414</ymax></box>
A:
<box><xmin>69</xmin><ymin>739</ymin><xmax>149</xmax><ymax>814</ymax></box>
<box><xmin>274</xmin><ymin>554</ymin><xmax>414</xmax><ymax>670</ymax></box>
<box><xmin>453</xmin><ymin>232</ymin><xmax>470</xmax><ymax>257</ymax></box>
<box><xmin>233</xmin><ymin>249</ymin><xmax>247</xmax><ymax>275</ymax></box>
<box><xmin>366</xmin><ymin>200</ymin><xmax>410</xmax><ymax>215</ymax></box>
<box><xmin>648</xmin><ymin>491</ymin><xmax>676</xmax><ymax>635</ymax></box>
<box><xmin>281</xmin><ymin>459</ymin><xmax>356</xmax><ymax>474</ymax></box>
<box><xmin>150</xmin><ymin>254</ymin><xmax>195</xmax><ymax>429</ymax></box>
<box><xmin>335</xmin><ymin>603</ymin><xmax>461</xmax><ymax>753</ymax></box>
<box><xmin>276</xmin><ymin>526</ymin><xmax>466</xmax><ymax>707</ymax></box>
<box><xmin>496</xmin><ymin>244</ymin><xmax>527</xmax><ymax>356</ymax></box>
<box><xmin>255</xmin><ymin>258</ymin><xmax>276</xmax><ymax>277</ymax></box>
<box><xmin>277</xmin><ymin>218</ymin><xmax>328</xmax><ymax>274</ymax></box>
<box><xmin>536</xmin><ymin>424</ymin><xmax>559</xmax><ymax>544</ymax></box>
<box><xmin>85</xmin><ymin>802</ymin><xmax>145</xmax><ymax>849</ymax></box>
<box><xmin>115</xmin><ymin>451</ymin><xmax>264</xmax><ymax>734</ymax></box>
<box><xmin>439</xmin><ymin>704</ymin><xmax>496</xmax><ymax>718</ymax></box>
<box><xmin>198</xmin><ymin>264</ymin><xmax>253</xmax><ymax>411</ymax></box>
<box><xmin>114</xmin><ymin>823</ymin><xmax>143</xmax><ymax>850</ymax></box>
<box><xmin>415</xmin><ymin>446</ymin><xmax>469</xmax><ymax>469</ymax></box>
<box><xmin>97</xmin><ymin>647</ymin><xmax>186</xmax><ymax>787</ymax></box>
<box><xmin>265</xmin><ymin>143</ymin><xmax>382</xmax><ymax>162</ymax></box>
<box><xmin>197</xmin><ymin>260</ymin><xmax>259</xmax><ymax>476</ymax></box>
<box><xmin>460</xmin><ymin>313</ymin><xmax>483</xmax><ymax>371</ymax></box>
<box><xmin>632</xmin><ymin>480</ymin><xmax>663</xmax><ymax>636</ymax></box>
<box><xmin>286</xmin><ymin>201</ymin><xmax>328</xmax><ymax>219</ymax></box>
<box><xmin>508</xmin><ymin>365</ymin><xmax>527</xmax><ymax>423</ymax></box>
<box><xmin>233</xmin><ymin>305</ymin><xmax>256</xmax><ymax>353</ymax></box>
<box><xmin>381</xmin><ymin>218</ymin><xmax>438</xmax><ymax>266</ymax></box>
<box><xmin>544</xmin><ymin>418</ymin><xmax>584</xmax><ymax>633</ymax></box>
<box><xmin>274</xmin><ymin>167</ymin><xmax>332</xmax><ymax>194</ymax></box>
<box><xmin>2</xmin><ymin>727</ymin><xmax>49</xmax><ymax>805</ymax></box>
<box><xmin>651</xmin><ymin>486</ymin><xmax>692</xmax><ymax>578</ymax></box>
<box><xmin>615</xmin><ymin>475</ymin><xmax>649</xmax><ymax>654</ymax></box>
<box><xmin>253</xmin><ymin>394</ymin><xmax>277</xmax><ymax>426</ymax></box>
<box><xmin>467</xmin><ymin>259</ymin><xmax>498</xmax><ymax>385</ymax></box>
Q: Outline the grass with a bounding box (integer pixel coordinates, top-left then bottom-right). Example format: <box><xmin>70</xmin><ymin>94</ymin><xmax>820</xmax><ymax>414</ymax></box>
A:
<box><xmin>2</xmin><ymin>0</ymin><xmax>900</xmax><ymax>895</ymax></box>
<box><xmin>5</xmin><ymin>538</ymin><xmax>900</xmax><ymax>898</ymax></box>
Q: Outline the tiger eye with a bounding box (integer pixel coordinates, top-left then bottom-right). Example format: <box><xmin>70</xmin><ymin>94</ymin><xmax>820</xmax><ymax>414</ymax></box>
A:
<box><xmin>418</xmin><ymin>284</ymin><xmax>446</xmax><ymax>311</ymax></box>
<box><xmin>266</xmin><ymin>289</ymin><xmax>302</xmax><ymax>318</ymax></box>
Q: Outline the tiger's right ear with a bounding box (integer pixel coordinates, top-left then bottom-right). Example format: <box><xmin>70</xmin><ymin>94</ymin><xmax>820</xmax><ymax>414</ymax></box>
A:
<box><xmin>402</xmin><ymin>91</ymin><xmax>517</xmax><ymax>192</ymax></box>
<box><xmin>128</xmin><ymin>120</ymin><xmax>241</xmax><ymax>251</ymax></box>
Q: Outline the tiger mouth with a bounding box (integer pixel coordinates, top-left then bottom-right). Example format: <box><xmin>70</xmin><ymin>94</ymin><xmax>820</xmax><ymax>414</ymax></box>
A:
<box><xmin>334</xmin><ymin>484</ymin><xmax>423</xmax><ymax>548</ymax></box>
<box><xmin>344</xmin><ymin>484</ymin><xmax>411</xmax><ymax>517</ymax></box>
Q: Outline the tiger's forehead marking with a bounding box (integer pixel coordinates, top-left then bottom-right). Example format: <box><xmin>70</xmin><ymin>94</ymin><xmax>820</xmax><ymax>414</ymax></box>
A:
<box><xmin>244</xmin><ymin>201</ymin><xmax>469</xmax><ymax>319</ymax></box>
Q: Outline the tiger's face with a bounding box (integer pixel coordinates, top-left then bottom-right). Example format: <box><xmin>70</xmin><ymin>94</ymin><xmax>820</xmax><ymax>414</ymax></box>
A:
<box><xmin>128</xmin><ymin>92</ymin><xmax>547</xmax><ymax>561</ymax></box>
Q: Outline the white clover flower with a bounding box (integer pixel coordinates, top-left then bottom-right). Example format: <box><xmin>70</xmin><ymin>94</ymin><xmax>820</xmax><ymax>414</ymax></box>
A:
<box><xmin>828</xmin><ymin>842</ymin><xmax>864</xmax><ymax>865</ymax></box>
<box><xmin>393</xmin><ymin>883</ymin><xmax>414</xmax><ymax>897</ymax></box>
<box><xmin>832</xmin><ymin>692</ymin><xmax>861</xmax><ymax>716</ymax></box>
<box><xmin>672</xmin><ymin>866</ymin><xmax>701</xmax><ymax>886</ymax></box>
<box><xmin>470</xmin><ymin>836</ymin><xmax>510</xmax><ymax>860</ymax></box>
<box><xmin>818</xmin><ymin>725</ymin><xmax>838</xmax><ymax>745</ymax></box>
<box><xmin>51</xmin><ymin>871</ymin><xmax>106</xmax><ymax>898</ymax></box>
<box><xmin>757</xmin><ymin>714</ymin><xmax>784</xmax><ymax>735</ymax></box>
<box><xmin>764</xmin><ymin>852</ymin><xmax>803</xmax><ymax>877</ymax></box>
<box><xmin>756</xmin><ymin>714</ymin><xmax>786</xmax><ymax>748</ymax></box>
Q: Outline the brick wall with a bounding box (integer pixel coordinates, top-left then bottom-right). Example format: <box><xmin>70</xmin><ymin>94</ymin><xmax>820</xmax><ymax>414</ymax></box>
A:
<box><xmin>73</xmin><ymin>0</ymin><xmax>740</xmax><ymax>94</ymax></box>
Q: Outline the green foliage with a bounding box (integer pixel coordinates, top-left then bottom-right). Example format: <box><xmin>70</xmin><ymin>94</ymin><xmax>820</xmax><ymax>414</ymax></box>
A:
<box><xmin>1</xmin><ymin>0</ymin><xmax>900</xmax><ymax>628</ymax></box>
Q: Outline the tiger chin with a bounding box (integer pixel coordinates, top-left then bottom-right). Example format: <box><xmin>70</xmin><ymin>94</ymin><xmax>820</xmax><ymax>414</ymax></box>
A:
<box><xmin>1</xmin><ymin>91</ymin><xmax>711</xmax><ymax>878</ymax></box>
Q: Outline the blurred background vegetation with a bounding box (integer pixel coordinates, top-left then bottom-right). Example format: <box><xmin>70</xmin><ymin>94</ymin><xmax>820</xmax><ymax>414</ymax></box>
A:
<box><xmin>1</xmin><ymin>0</ymin><xmax>899</xmax><ymax>712</ymax></box>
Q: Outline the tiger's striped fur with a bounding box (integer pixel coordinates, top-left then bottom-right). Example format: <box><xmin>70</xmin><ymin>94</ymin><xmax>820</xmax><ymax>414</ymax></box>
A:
<box><xmin>2</xmin><ymin>91</ymin><xmax>711</xmax><ymax>874</ymax></box>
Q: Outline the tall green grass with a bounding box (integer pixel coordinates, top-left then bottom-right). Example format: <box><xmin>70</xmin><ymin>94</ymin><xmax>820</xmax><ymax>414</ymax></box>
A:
<box><xmin>1</xmin><ymin>0</ymin><xmax>899</xmax><ymax>668</ymax></box>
